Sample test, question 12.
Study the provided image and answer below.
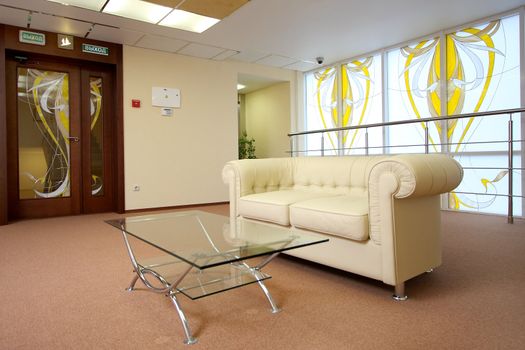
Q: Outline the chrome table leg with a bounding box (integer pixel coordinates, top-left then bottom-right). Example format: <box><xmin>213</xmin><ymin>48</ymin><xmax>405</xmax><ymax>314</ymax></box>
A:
<box><xmin>169</xmin><ymin>292</ymin><xmax>197</xmax><ymax>345</ymax></box>
<box><xmin>251</xmin><ymin>252</ymin><xmax>282</xmax><ymax>313</ymax></box>
<box><xmin>256</xmin><ymin>278</ymin><xmax>281</xmax><ymax>314</ymax></box>
<box><xmin>126</xmin><ymin>273</ymin><xmax>139</xmax><ymax>291</ymax></box>
<box><xmin>120</xmin><ymin>225</ymin><xmax>198</xmax><ymax>344</ymax></box>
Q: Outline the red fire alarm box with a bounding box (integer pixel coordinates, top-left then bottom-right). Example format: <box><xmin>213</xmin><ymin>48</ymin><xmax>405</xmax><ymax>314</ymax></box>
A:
<box><xmin>132</xmin><ymin>99</ymin><xmax>141</xmax><ymax>108</ymax></box>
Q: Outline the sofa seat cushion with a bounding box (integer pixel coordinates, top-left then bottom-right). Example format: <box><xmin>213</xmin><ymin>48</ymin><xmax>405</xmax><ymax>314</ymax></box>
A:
<box><xmin>238</xmin><ymin>190</ymin><xmax>338</xmax><ymax>226</ymax></box>
<box><xmin>290</xmin><ymin>196</ymin><xmax>369</xmax><ymax>241</ymax></box>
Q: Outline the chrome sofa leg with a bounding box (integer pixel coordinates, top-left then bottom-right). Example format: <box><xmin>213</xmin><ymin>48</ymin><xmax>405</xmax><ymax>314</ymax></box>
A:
<box><xmin>426</xmin><ymin>268</ymin><xmax>434</xmax><ymax>273</ymax></box>
<box><xmin>392</xmin><ymin>283</ymin><xmax>408</xmax><ymax>301</ymax></box>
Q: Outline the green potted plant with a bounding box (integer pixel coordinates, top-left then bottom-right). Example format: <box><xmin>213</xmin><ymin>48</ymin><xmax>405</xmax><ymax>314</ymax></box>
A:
<box><xmin>239</xmin><ymin>131</ymin><xmax>256</xmax><ymax>159</ymax></box>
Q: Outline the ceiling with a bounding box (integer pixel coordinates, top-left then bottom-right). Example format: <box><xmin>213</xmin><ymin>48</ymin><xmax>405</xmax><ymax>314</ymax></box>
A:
<box><xmin>0</xmin><ymin>0</ymin><xmax>524</xmax><ymax>73</ymax></box>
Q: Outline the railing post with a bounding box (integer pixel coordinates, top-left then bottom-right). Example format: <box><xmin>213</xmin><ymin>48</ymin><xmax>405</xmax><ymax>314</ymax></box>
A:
<box><xmin>508</xmin><ymin>115</ymin><xmax>514</xmax><ymax>224</ymax></box>
<box><xmin>321</xmin><ymin>132</ymin><xmax>325</xmax><ymax>157</ymax></box>
<box><xmin>365</xmin><ymin>128</ymin><xmax>369</xmax><ymax>155</ymax></box>
<box><xmin>424</xmin><ymin>122</ymin><xmax>429</xmax><ymax>154</ymax></box>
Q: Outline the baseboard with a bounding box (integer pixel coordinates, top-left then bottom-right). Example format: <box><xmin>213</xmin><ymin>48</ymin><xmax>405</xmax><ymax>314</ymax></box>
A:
<box><xmin>125</xmin><ymin>201</ymin><xmax>229</xmax><ymax>214</ymax></box>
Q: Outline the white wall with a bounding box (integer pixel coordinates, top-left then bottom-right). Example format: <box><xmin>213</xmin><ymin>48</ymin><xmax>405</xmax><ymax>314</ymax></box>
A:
<box><xmin>245</xmin><ymin>82</ymin><xmax>291</xmax><ymax>158</ymax></box>
<box><xmin>123</xmin><ymin>46</ymin><xmax>297</xmax><ymax>210</ymax></box>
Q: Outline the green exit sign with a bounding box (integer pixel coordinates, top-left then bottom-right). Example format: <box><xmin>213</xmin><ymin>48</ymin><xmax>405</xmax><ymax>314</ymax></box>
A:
<box><xmin>82</xmin><ymin>43</ymin><xmax>109</xmax><ymax>56</ymax></box>
<box><xmin>19</xmin><ymin>30</ymin><xmax>46</xmax><ymax>46</ymax></box>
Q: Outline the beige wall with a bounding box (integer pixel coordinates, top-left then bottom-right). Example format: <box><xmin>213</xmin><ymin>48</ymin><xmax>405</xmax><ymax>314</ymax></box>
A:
<box><xmin>123</xmin><ymin>46</ymin><xmax>297</xmax><ymax>210</ymax></box>
<box><xmin>245</xmin><ymin>82</ymin><xmax>291</xmax><ymax>158</ymax></box>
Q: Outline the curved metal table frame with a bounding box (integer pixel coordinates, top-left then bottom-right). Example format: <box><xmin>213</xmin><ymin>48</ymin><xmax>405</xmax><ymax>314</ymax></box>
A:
<box><xmin>118</xmin><ymin>224</ymin><xmax>282</xmax><ymax>345</ymax></box>
<box><xmin>107</xmin><ymin>211</ymin><xmax>327</xmax><ymax>345</ymax></box>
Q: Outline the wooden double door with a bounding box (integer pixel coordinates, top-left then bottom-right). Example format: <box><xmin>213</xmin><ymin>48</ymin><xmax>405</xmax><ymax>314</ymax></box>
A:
<box><xmin>6</xmin><ymin>53</ymin><xmax>117</xmax><ymax>219</ymax></box>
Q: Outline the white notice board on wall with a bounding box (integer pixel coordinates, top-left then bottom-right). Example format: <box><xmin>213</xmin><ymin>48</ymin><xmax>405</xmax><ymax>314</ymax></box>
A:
<box><xmin>152</xmin><ymin>87</ymin><xmax>181</xmax><ymax>108</ymax></box>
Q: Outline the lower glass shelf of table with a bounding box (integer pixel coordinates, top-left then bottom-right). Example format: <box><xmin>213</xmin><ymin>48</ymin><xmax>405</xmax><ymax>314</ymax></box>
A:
<box><xmin>138</xmin><ymin>256</ymin><xmax>271</xmax><ymax>300</ymax></box>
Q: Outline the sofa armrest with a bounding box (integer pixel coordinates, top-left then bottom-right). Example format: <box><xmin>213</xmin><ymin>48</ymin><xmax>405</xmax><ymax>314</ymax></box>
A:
<box><xmin>222</xmin><ymin>158</ymin><xmax>294</xmax><ymax>218</ymax></box>
<box><xmin>368</xmin><ymin>154</ymin><xmax>463</xmax><ymax>239</ymax></box>
<box><xmin>222</xmin><ymin>161</ymin><xmax>241</xmax><ymax>219</ymax></box>
<box><xmin>369</xmin><ymin>154</ymin><xmax>463</xmax><ymax>200</ymax></box>
<box><xmin>367</xmin><ymin>154</ymin><xmax>463</xmax><ymax>285</ymax></box>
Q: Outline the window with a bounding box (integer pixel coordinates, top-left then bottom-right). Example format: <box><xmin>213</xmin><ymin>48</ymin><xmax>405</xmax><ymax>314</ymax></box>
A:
<box><xmin>446</xmin><ymin>15</ymin><xmax>521</xmax><ymax>214</ymax></box>
<box><xmin>387</xmin><ymin>37</ymin><xmax>441</xmax><ymax>153</ymax></box>
<box><xmin>341</xmin><ymin>55</ymin><xmax>383</xmax><ymax>154</ymax></box>
<box><xmin>304</xmin><ymin>54</ymin><xmax>382</xmax><ymax>155</ymax></box>
<box><xmin>302</xmin><ymin>12</ymin><xmax>522</xmax><ymax>216</ymax></box>
<box><xmin>304</xmin><ymin>66</ymin><xmax>338</xmax><ymax>155</ymax></box>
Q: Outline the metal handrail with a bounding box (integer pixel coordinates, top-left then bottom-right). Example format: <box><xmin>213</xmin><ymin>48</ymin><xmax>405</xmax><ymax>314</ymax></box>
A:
<box><xmin>288</xmin><ymin>108</ymin><xmax>525</xmax><ymax>224</ymax></box>
<box><xmin>288</xmin><ymin>107</ymin><xmax>525</xmax><ymax>136</ymax></box>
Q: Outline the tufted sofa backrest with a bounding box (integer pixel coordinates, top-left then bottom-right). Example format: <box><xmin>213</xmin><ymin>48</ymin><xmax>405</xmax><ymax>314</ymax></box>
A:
<box><xmin>292</xmin><ymin>156</ymin><xmax>387</xmax><ymax>195</ymax></box>
<box><xmin>237</xmin><ymin>158</ymin><xmax>294</xmax><ymax>196</ymax></box>
<box><xmin>233</xmin><ymin>156</ymin><xmax>392</xmax><ymax>197</ymax></box>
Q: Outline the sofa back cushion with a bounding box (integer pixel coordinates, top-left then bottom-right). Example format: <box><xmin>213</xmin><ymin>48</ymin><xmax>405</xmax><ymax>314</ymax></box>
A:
<box><xmin>292</xmin><ymin>156</ymin><xmax>386</xmax><ymax>195</ymax></box>
<box><xmin>237</xmin><ymin>158</ymin><xmax>294</xmax><ymax>196</ymax></box>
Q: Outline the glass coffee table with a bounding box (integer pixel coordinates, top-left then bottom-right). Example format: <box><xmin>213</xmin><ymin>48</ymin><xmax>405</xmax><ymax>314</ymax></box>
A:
<box><xmin>106</xmin><ymin>210</ymin><xmax>328</xmax><ymax>345</ymax></box>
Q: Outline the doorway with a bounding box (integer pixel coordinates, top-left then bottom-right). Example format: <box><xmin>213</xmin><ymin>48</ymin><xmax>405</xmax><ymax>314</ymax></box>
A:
<box><xmin>6</xmin><ymin>53</ymin><xmax>117</xmax><ymax>219</ymax></box>
<box><xmin>237</xmin><ymin>74</ymin><xmax>291</xmax><ymax>158</ymax></box>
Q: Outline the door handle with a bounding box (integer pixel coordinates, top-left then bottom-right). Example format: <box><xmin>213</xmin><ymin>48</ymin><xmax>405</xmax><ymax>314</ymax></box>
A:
<box><xmin>68</xmin><ymin>136</ymin><xmax>80</xmax><ymax>142</ymax></box>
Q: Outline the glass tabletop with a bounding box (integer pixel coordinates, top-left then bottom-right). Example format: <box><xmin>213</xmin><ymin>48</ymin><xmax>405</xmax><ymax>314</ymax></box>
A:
<box><xmin>106</xmin><ymin>210</ymin><xmax>328</xmax><ymax>270</ymax></box>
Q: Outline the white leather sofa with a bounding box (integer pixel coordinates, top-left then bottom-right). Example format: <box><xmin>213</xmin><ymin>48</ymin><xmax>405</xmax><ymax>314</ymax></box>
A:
<box><xmin>222</xmin><ymin>154</ymin><xmax>463</xmax><ymax>299</ymax></box>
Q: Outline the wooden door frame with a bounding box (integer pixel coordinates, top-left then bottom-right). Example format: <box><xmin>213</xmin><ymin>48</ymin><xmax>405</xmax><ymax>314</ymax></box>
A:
<box><xmin>0</xmin><ymin>25</ymin><xmax>7</xmax><ymax>225</ymax></box>
<box><xmin>0</xmin><ymin>24</ymin><xmax>125</xmax><ymax>224</ymax></box>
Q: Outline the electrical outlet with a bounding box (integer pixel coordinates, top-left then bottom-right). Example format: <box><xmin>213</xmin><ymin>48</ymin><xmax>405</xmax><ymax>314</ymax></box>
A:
<box><xmin>132</xmin><ymin>185</ymin><xmax>140</xmax><ymax>192</ymax></box>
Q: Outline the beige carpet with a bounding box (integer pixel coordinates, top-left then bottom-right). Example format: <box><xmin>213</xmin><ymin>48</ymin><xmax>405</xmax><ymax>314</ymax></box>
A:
<box><xmin>0</xmin><ymin>205</ymin><xmax>524</xmax><ymax>349</ymax></box>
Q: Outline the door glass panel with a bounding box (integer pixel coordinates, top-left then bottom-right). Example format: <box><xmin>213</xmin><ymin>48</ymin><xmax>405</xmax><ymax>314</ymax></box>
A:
<box><xmin>90</xmin><ymin>77</ymin><xmax>104</xmax><ymax>197</ymax></box>
<box><xmin>17</xmin><ymin>68</ymin><xmax>71</xmax><ymax>199</ymax></box>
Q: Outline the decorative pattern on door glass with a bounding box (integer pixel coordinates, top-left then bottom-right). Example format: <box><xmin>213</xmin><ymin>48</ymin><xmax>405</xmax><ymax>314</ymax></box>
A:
<box><xmin>90</xmin><ymin>77</ymin><xmax>104</xmax><ymax>197</ymax></box>
<box><xmin>17</xmin><ymin>68</ymin><xmax>71</xmax><ymax>199</ymax></box>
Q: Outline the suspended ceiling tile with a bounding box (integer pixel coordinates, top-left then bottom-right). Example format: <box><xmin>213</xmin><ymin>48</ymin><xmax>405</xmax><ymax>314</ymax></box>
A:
<box><xmin>87</xmin><ymin>24</ymin><xmax>144</xmax><ymax>45</ymax></box>
<box><xmin>135</xmin><ymin>35</ymin><xmax>188</xmax><ymax>53</ymax></box>
<box><xmin>0</xmin><ymin>6</ymin><xmax>30</xmax><ymax>28</ymax></box>
<box><xmin>177</xmin><ymin>43</ymin><xmax>225</xmax><ymax>59</ymax></box>
<box><xmin>145</xmin><ymin>0</ymin><xmax>249</xmax><ymax>19</ymax></box>
<box><xmin>30</xmin><ymin>12</ymin><xmax>92</xmax><ymax>37</ymax></box>
<box><xmin>283</xmin><ymin>61</ymin><xmax>319</xmax><ymax>72</ymax></box>
<box><xmin>178</xmin><ymin>0</ymin><xmax>249</xmax><ymax>19</ymax></box>
<box><xmin>255</xmin><ymin>55</ymin><xmax>297</xmax><ymax>68</ymax></box>
<box><xmin>212</xmin><ymin>49</ymin><xmax>239</xmax><ymax>61</ymax></box>
<box><xmin>228</xmin><ymin>50</ymin><xmax>268</xmax><ymax>63</ymax></box>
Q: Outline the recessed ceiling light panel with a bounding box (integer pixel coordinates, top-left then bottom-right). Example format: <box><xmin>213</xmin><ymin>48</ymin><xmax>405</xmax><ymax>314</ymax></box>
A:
<box><xmin>159</xmin><ymin>9</ymin><xmax>220</xmax><ymax>33</ymax></box>
<box><xmin>47</xmin><ymin>0</ymin><xmax>108</xmax><ymax>11</ymax></box>
<box><xmin>103</xmin><ymin>0</ymin><xmax>172</xmax><ymax>24</ymax></box>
